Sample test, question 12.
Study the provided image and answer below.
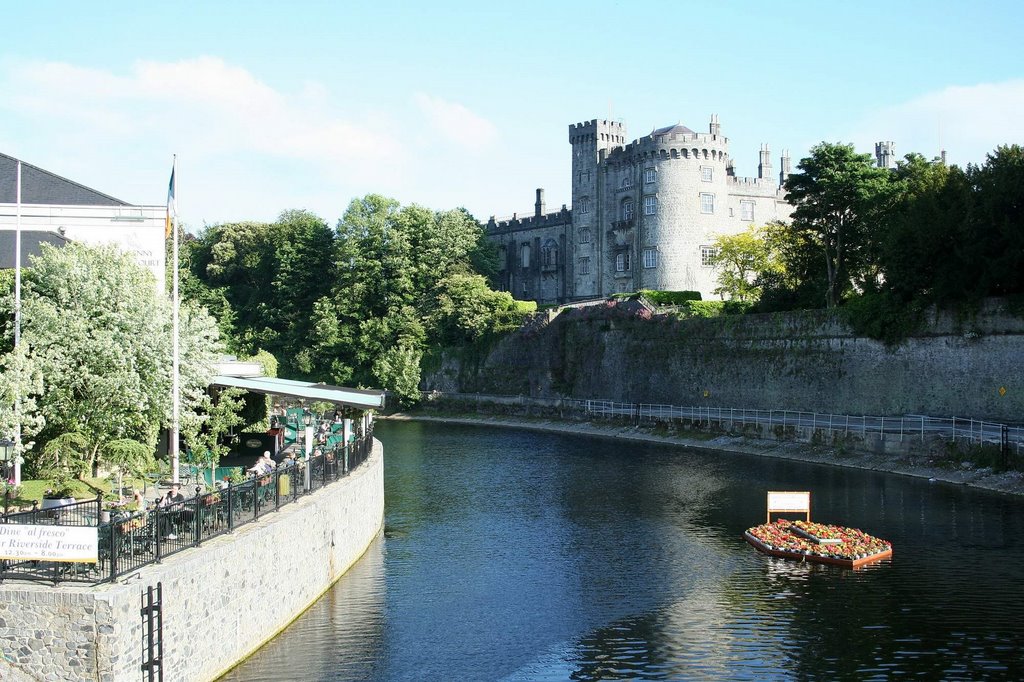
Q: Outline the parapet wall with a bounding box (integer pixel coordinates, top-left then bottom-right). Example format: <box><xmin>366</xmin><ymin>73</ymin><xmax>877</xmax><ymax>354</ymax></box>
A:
<box><xmin>423</xmin><ymin>301</ymin><xmax>1024</xmax><ymax>422</ymax></box>
<box><xmin>0</xmin><ymin>440</ymin><xmax>385</xmax><ymax>682</ymax></box>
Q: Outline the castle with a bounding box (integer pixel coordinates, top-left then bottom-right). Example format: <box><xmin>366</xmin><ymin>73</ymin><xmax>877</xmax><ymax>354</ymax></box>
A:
<box><xmin>485</xmin><ymin>115</ymin><xmax>795</xmax><ymax>304</ymax></box>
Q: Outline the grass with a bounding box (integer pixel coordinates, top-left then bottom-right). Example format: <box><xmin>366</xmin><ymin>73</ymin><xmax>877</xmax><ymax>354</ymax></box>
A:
<box><xmin>6</xmin><ymin>476</ymin><xmax>146</xmax><ymax>509</ymax></box>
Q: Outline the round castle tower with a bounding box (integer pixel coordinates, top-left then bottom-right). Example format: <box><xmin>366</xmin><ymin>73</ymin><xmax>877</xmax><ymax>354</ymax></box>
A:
<box><xmin>602</xmin><ymin>117</ymin><xmax>731</xmax><ymax>293</ymax></box>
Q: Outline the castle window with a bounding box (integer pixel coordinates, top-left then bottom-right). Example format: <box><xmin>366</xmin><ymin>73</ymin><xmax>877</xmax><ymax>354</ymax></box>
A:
<box><xmin>622</xmin><ymin>199</ymin><xmax>634</xmax><ymax>220</ymax></box>
<box><xmin>542</xmin><ymin>240</ymin><xmax>558</xmax><ymax>267</ymax></box>
<box><xmin>521</xmin><ymin>244</ymin><xmax>531</xmax><ymax>268</ymax></box>
<box><xmin>578</xmin><ymin>257</ymin><xmax>591</xmax><ymax>275</ymax></box>
<box><xmin>700</xmin><ymin>193</ymin><xmax>715</xmax><ymax>214</ymax></box>
<box><xmin>643</xmin><ymin>248</ymin><xmax>658</xmax><ymax>269</ymax></box>
<box><xmin>701</xmin><ymin>166</ymin><xmax>713</xmax><ymax>182</ymax></box>
<box><xmin>643</xmin><ymin>196</ymin><xmax>657</xmax><ymax>215</ymax></box>
<box><xmin>577</xmin><ymin>227</ymin><xmax>591</xmax><ymax>244</ymax></box>
<box><xmin>644</xmin><ymin>168</ymin><xmax>656</xmax><ymax>183</ymax></box>
<box><xmin>615</xmin><ymin>252</ymin><xmax>631</xmax><ymax>272</ymax></box>
<box><xmin>700</xmin><ymin>245</ymin><xmax>719</xmax><ymax>267</ymax></box>
<box><xmin>740</xmin><ymin>201</ymin><xmax>754</xmax><ymax>221</ymax></box>
<box><xmin>577</xmin><ymin>196</ymin><xmax>590</xmax><ymax>214</ymax></box>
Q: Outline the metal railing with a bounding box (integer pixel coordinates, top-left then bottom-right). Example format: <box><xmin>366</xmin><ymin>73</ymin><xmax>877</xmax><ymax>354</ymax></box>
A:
<box><xmin>422</xmin><ymin>392</ymin><xmax>1024</xmax><ymax>454</ymax></box>
<box><xmin>0</xmin><ymin>432</ymin><xmax>375</xmax><ymax>585</ymax></box>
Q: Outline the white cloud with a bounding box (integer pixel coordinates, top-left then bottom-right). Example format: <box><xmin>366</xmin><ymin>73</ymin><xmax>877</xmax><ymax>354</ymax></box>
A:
<box><xmin>847</xmin><ymin>80</ymin><xmax>1024</xmax><ymax>166</ymax></box>
<box><xmin>0</xmin><ymin>57</ymin><xmax>513</xmax><ymax>224</ymax></box>
<box><xmin>413</xmin><ymin>93</ymin><xmax>498</xmax><ymax>151</ymax></box>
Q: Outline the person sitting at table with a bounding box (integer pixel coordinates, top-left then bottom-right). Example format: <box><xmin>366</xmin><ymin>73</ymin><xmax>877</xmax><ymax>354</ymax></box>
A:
<box><xmin>248</xmin><ymin>451</ymin><xmax>276</xmax><ymax>477</ymax></box>
<box><xmin>158</xmin><ymin>483</ymin><xmax>186</xmax><ymax>540</ymax></box>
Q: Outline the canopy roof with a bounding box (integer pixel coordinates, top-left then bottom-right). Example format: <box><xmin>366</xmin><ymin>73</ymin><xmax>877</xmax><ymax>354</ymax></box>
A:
<box><xmin>212</xmin><ymin>375</ymin><xmax>385</xmax><ymax>411</ymax></box>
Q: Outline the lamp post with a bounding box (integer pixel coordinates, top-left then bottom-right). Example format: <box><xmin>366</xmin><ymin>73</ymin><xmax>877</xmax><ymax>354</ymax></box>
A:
<box><xmin>302</xmin><ymin>412</ymin><xmax>313</xmax><ymax>491</ymax></box>
<box><xmin>0</xmin><ymin>438</ymin><xmax>14</xmax><ymax>514</ymax></box>
<box><xmin>0</xmin><ymin>438</ymin><xmax>13</xmax><ymax>480</ymax></box>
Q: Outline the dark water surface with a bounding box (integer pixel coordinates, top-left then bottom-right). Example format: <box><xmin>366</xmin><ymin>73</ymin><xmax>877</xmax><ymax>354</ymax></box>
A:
<box><xmin>222</xmin><ymin>421</ymin><xmax>1024</xmax><ymax>680</ymax></box>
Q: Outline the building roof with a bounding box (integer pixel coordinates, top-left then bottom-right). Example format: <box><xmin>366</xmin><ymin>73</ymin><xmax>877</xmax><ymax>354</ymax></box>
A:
<box><xmin>212</xmin><ymin>375</ymin><xmax>387</xmax><ymax>411</ymax></box>
<box><xmin>651</xmin><ymin>123</ymin><xmax>695</xmax><ymax>137</ymax></box>
<box><xmin>0</xmin><ymin>153</ymin><xmax>129</xmax><ymax>206</ymax></box>
<box><xmin>0</xmin><ymin>229</ymin><xmax>70</xmax><ymax>268</ymax></box>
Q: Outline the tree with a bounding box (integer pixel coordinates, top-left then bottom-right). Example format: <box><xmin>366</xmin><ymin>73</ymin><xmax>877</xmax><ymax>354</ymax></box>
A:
<box><xmin>12</xmin><ymin>242</ymin><xmax>221</xmax><ymax>474</ymax></box>
<box><xmin>709</xmin><ymin>226</ymin><xmax>774</xmax><ymax>302</ymax></box>
<box><xmin>101</xmin><ymin>439</ymin><xmax>154</xmax><ymax>499</ymax></box>
<box><xmin>426</xmin><ymin>273</ymin><xmax>523</xmax><ymax>344</ymax></box>
<box><xmin>784</xmin><ymin>143</ymin><xmax>895</xmax><ymax>307</ymax></box>
<box><xmin>969</xmin><ymin>144</ymin><xmax>1024</xmax><ymax>297</ymax></box>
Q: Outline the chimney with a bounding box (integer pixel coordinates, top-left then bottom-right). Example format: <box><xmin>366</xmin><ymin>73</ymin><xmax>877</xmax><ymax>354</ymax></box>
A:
<box><xmin>535</xmin><ymin>188</ymin><xmax>545</xmax><ymax>217</ymax></box>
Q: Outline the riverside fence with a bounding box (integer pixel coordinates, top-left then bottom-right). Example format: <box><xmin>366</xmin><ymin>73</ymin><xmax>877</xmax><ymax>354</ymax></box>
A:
<box><xmin>422</xmin><ymin>392</ymin><xmax>1024</xmax><ymax>455</ymax></box>
<box><xmin>0</xmin><ymin>432</ymin><xmax>374</xmax><ymax>586</ymax></box>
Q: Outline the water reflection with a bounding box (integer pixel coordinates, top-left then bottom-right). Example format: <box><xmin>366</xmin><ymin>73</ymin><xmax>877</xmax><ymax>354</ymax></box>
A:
<box><xmin>223</xmin><ymin>421</ymin><xmax>1024</xmax><ymax>680</ymax></box>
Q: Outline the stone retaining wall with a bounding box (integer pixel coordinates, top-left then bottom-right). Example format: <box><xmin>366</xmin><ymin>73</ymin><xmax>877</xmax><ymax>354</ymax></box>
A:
<box><xmin>0</xmin><ymin>439</ymin><xmax>385</xmax><ymax>682</ymax></box>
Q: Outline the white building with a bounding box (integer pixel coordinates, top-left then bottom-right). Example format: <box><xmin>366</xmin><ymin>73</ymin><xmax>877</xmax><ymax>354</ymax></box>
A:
<box><xmin>0</xmin><ymin>153</ymin><xmax>166</xmax><ymax>293</ymax></box>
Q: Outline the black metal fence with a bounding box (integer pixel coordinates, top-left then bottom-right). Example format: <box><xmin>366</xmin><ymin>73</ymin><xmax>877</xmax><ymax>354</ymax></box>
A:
<box><xmin>0</xmin><ymin>433</ymin><xmax>375</xmax><ymax>585</ymax></box>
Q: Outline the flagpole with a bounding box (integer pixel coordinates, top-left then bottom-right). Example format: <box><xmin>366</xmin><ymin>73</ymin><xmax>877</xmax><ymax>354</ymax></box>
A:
<box><xmin>171</xmin><ymin>155</ymin><xmax>180</xmax><ymax>485</ymax></box>
<box><xmin>12</xmin><ymin>162</ymin><xmax>22</xmax><ymax>485</ymax></box>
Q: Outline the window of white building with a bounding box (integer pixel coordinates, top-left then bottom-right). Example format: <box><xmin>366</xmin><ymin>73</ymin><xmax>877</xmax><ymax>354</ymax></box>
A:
<box><xmin>700</xmin><ymin>193</ymin><xmax>715</xmax><ymax>214</ymax></box>
<box><xmin>643</xmin><ymin>248</ymin><xmax>658</xmax><ymax>269</ymax></box>
<box><xmin>701</xmin><ymin>166</ymin><xmax>713</xmax><ymax>182</ymax></box>
<box><xmin>578</xmin><ymin>257</ymin><xmax>591</xmax><ymax>275</ymax></box>
<box><xmin>740</xmin><ymin>200</ymin><xmax>754</xmax><ymax>221</ymax></box>
<box><xmin>700</xmin><ymin>245</ymin><xmax>719</xmax><ymax>267</ymax></box>
<box><xmin>644</xmin><ymin>168</ymin><xmax>656</xmax><ymax>183</ymax></box>
<box><xmin>643</xmin><ymin>196</ymin><xmax>657</xmax><ymax>215</ymax></box>
<box><xmin>615</xmin><ymin>252</ymin><xmax>630</xmax><ymax>272</ymax></box>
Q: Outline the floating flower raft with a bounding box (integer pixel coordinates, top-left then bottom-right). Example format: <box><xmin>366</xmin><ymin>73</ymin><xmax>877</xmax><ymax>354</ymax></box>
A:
<box><xmin>745</xmin><ymin>519</ymin><xmax>893</xmax><ymax>569</ymax></box>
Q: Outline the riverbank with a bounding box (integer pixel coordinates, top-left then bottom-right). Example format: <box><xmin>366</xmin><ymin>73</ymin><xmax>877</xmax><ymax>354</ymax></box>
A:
<box><xmin>385</xmin><ymin>413</ymin><xmax>1024</xmax><ymax>497</ymax></box>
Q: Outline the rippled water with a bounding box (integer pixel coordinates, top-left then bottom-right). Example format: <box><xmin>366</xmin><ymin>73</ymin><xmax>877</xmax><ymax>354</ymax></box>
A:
<box><xmin>222</xmin><ymin>421</ymin><xmax>1024</xmax><ymax>680</ymax></box>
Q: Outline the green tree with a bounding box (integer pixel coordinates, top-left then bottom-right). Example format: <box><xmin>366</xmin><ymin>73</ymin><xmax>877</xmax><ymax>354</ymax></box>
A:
<box><xmin>11</xmin><ymin>242</ymin><xmax>221</xmax><ymax>474</ymax></box>
<box><xmin>709</xmin><ymin>226</ymin><xmax>774</xmax><ymax>302</ymax></box>
<box><xmin>784</xmin><ymin>143</ymin><xmax>896</xmax><ymax>307</ymax></box>
<box><xmin>101</xmin><ymin>439</ymin><xmax>154</xmax><ymax>499</ymax></box>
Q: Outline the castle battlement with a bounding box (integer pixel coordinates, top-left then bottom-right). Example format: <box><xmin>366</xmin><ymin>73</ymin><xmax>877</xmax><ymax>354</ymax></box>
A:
<box><xmin>487</xmin><ymin>207</ymin><xmax>572</xmax><ymax>234</ymax></box>
<box><xmin>569</xmin><ymin>119</ymin><xmax>627</xmax><ymax>145</ymax></box>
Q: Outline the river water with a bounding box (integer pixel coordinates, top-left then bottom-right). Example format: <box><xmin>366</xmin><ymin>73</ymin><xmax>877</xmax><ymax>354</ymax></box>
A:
<box><xmin>222</xmin><ymin>421</ymin><xmax>1024</xmax><ymax>680</ymax></box>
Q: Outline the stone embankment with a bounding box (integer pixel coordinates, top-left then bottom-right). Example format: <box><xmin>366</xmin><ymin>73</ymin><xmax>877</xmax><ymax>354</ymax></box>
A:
<box><xmin>386</xmin><ymin>414</ymin><xmax>1024</xmax><ymax>497</ymax></box>
<box><xmin>0</xmin><ymin>440</ymin><xmax>384</xmax><ymax>682</ymax></box>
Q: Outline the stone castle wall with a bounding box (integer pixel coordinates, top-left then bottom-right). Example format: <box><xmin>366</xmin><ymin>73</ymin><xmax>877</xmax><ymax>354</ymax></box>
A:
<box><xmin>0</xmin><ymin>441</ymin><xmax>385</xmax><ymax>682</ymax></box>
<box><xmin>487</xmin><ymin>115</ymin><xmax>792</xmax><ymax>305</ymax></box>
<box><xmin>423</xmin><ymin>302</ymin><xmax>1024</xmax><ymax>423</ymax></box>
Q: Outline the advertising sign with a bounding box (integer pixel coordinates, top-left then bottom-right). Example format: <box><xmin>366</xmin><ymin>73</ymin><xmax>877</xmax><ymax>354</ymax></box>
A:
<box><xmin>0</xmin><ymin>524</ymin><xmax>99</xmax><ymax>563</ymax></box>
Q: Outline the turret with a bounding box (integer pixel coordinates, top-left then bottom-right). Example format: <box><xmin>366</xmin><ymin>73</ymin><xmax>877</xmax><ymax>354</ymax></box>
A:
<box><xmin>875</xmin><ymin>141</ymin><xmax>895</xmax><ymax>169</ymax></box>
<box><xmin>709</xmin><ymin>113</ymin><xmax>721</xmax><ymax>137</ymax></box>
<box><xmin>779</xmin><ymin>150</ymin><xmax>791</xmax><ymax>185</ymax></box>
<box><xmin>758</xmin><ymin>144</ymin><xmax>773</xmax><ymax>180</ymax></box>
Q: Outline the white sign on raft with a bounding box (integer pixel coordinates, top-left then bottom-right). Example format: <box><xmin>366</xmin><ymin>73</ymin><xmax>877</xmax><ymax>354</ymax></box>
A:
<box><xmin>766</xmin><ymin>490</ymin><xmax>811</xmax><ymax>523</ymax></box>
<box><xmin>0</xmin><ymin>524</ymin><xmax>99</xmax><ymax>563</ymax></box>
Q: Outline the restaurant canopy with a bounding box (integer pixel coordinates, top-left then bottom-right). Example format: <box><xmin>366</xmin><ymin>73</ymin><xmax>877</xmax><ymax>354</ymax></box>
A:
<box><xmin>211</xmin><ymin>375</ymin><xmax>386</xmax><ymax>411</ymax></box>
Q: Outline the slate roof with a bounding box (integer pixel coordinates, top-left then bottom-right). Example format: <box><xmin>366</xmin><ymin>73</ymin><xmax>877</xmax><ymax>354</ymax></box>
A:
<box><xmin>0</xmin><ymin>229</ymin><xmax>70</xmax><ymax>268</ymax></box>
<box><xmin>0</xmin><ymin>153</ymin><xmax>129</xmax><ymax>206</ymax></box>
<box><xmin>651</xmin><ymin>123</ymin><xmax>695</xmax><ymax>137</ymax></box>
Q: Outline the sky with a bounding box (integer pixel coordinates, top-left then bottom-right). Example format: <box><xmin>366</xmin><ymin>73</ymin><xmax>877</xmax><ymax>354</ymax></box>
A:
<box><xmin>1</xmin><ymin>0</ymin><xmax>1022</xmax><ymax>230</ymax></box>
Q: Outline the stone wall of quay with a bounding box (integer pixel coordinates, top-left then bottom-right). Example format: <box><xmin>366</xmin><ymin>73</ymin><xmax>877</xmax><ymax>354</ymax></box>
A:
<box><xmin>423</xmin><ymin>300</ymin><xmax>1024</xmax><ymax>423</ymax></box>
<box><xmin>0</xmin><ymin>440</ymin><xmax>385</xmax><ymax>682</ymax></box>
